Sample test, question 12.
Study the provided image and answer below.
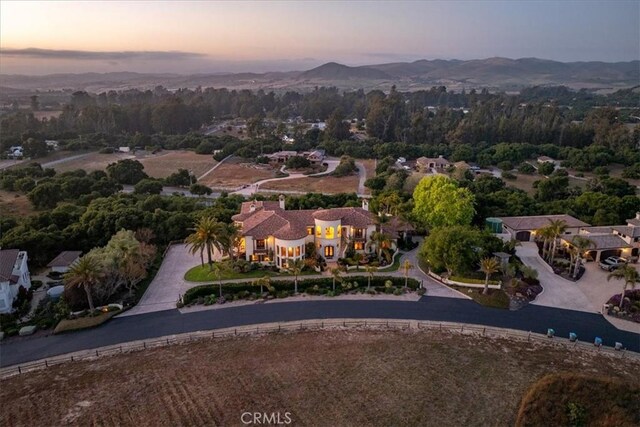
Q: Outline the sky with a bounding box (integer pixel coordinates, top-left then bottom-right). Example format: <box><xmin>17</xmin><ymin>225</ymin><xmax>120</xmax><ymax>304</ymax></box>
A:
<box><xmin>1</xmin><ymin>0</ymin><xmax>638</xmax><ymax>75</ymax></box>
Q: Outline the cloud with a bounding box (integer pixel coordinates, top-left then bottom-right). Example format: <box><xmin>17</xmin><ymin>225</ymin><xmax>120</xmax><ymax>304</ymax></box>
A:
<box><xmin>0</xmin><ymin>48</ymin><xmax>206</xmax><ymax>61</ymax></box>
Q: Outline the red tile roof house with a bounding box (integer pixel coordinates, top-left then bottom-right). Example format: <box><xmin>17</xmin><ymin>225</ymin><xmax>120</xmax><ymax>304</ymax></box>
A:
<box><xmin>0</xmin><ymin>249</ymin><xmax>31</xmax><ymax>314</ymax></box>
<box><xmin>232</xmin><ymin>196</ymin><xmax>383</xmax><ymax>269</ymax></box>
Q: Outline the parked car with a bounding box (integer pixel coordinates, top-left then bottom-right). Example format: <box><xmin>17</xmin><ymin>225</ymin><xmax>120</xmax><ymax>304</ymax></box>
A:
<box><xmin>599</xmin><ymin>256</ymin><xmax>627</xmax><ymax>271</ymax></box>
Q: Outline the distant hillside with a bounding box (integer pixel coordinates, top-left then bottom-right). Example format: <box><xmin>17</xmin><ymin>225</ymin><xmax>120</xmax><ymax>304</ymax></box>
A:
<box><xmin>1</xmin><ymin>57</ymin><xmax>638</xmax><ymax>92</ymax></box>
<box><xmin>299</xmin><ymin>62</ymin><xmax>391</xmax><ymax>80</ymax></box>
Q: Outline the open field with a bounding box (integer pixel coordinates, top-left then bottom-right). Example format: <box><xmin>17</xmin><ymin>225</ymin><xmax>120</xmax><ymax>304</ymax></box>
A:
<box><xmin>198</xmin><ymin>157</ymin><xmax>277</xmax><ymax>188</ymax></box>
<box><xmin>137</xmin><ymin>151</ymin><xmax>216</xmax><ymax>179</ymax></box>
<box><xmin>52</xmin><ymin>151</ymin><xmax>136</xmax><ymax>173</ymax></box>
<box><xmin>261</xmin><ymin>173</ymin><xmax>360</xmax><ymax>194</ymax></box>
<box><xmin>1</xmin><ymin>330</ymin><xmax>638</xmax><ymax>427</ymax></box>
<box><xmin>0</xmin><ymin>189</ymin><xmax>34</xmax><ymax>217</ymax></box>
<box><xmin>506</xmin><ymin>173</ymin><xmax>587</xmax><ymax>195</ymax></box>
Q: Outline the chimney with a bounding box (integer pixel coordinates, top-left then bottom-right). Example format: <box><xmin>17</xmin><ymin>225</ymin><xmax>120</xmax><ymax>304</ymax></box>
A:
<box><xmin>636</xmin><ymin>212</ymin><xmax>640</xmax><ymax>220</ymax></box>
<box><xmin>249</xmin><ymin>201</ymin><xmax>256</xmax><ymax>213</ymax></box>
<box><xmin>279</xmin><ymin>194</ymin><xmax>286</xmax><ymax>210</ymax></box>
<box><xmin>362</xmin><ymin>199</ymin><xmax>369</xmax><ymax>211</ymax></box>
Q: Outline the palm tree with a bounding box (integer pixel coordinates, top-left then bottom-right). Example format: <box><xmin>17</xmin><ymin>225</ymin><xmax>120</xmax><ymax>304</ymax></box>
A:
<box><xmin>369</xmin><ymin>231</ymin><xmax>392</xmax><ymax>262</ymax></box>
<box><xmin>210</xmin><ymin>262</ymin><xmax>229</xmax><ymax>297</ymax></box>
<box><xmin>568</xmin><ymin>236</ymin><xmax>595</xmax><ymax>279</ymax></box>
<box><xmin>547</xmin><ymin>219</ymin><xmax>568</xmax><ymax>263</ymax></box>
<box><xmin>330</xmin><ymin>267</ymin><xmax>342</xmax><ymax>292</ymax></box>
<box><xmin>218</xmin><ymin>223</ymin><xmax>241</xmax><ymax>261</ymax></box>
<box><xmin>479</xmin><ymin>257</ymin><xmax>501</xmax><ymax>295</ymax></box>
<box><xmin>365</xmin><ymin>265</ymin><xmax>376</xmax><ymax>290</ymax></box>
<box><xmin>64</xmin><ymin>255</ymin><xmax>103</xmax><ymax>314</ymax></box>
<box><xmin>535</xmin><ymin>225</ymin><xmax>554</xmax><ymax>261</ymax></box>
<box><xmin>287</xmin><ymin>258</ymin><xmax>305</xmax><ymax>294</ymax></box>
<box><xmin>256</xmin><ymin>275</ymin><xmax>271</xmax><ymax>295</ymax></box>
<box><xmin>607</xmin><ymin>265</ymin><xmax>639</xmax><ymax>310</ymax></box>
<box><xmin>401</xmin><ymin>259</ymin><xmax>413</xmax><ymax>289</ymax></box>
<box><xmin>185</xmin><ymin>216</ymin><xmax>224</xmax><ymax>269</ymax></box>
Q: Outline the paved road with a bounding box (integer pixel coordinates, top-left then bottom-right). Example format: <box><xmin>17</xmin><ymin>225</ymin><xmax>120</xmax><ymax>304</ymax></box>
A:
<box><xmin>1</xmin><ymin>297</ymin><xmax>638</xmax><ymax>367</ymax></box>
<box><xmin>197</xmin><ymin>154</ymin><xmax>232</xmax><ymax>181</ymax></box>
<box><xmin>517</xmin><ymin>242</ymin><xmax>597</xmax><ymax>313</ymax></box>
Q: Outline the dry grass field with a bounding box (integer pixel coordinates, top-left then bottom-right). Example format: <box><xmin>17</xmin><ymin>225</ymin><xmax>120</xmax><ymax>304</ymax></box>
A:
<box><xmin>505</xmin><ymin>173</ymin><xmax>588</xmax><ymax>195</ymax></box>
<box><xmin>199</xmin><ymin>157</ymin><xmax>277</xmax><ymax>188</ymax></box>
<box><xmin>0</xmin><ymin>190</ymin><xmax>34</xmax><ymax>217</ymax></box>
<box><xmin>138</xmin><ymin>151</ymin><xmax>216</xmax><ymax>179</ymax></box>
<box><xmin>52</xmin><ymin>152</ymin><xmax>136</xmax><ymax>173</ymax></box>
<box><xmin>1</xmin><ymin>330</ymin><xmax>638</xmax><ymax>427</ymax></box>
<box><xmin>261</xmin><ymin>174</ymin><xmax>360</xmax><ymax>194</ymax></box>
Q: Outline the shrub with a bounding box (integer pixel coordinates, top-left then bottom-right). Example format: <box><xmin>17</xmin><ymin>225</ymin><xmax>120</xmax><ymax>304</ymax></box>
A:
<box><xmin>502</xmin><ymin>171</ymin><xmax>517</xmax><ymax>180</ymax></box>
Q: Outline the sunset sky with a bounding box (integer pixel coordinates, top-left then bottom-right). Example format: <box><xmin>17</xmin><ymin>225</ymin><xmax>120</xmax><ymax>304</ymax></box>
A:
<box><xmin>1</xmin><ymin>0</ymin><xmax>638</xmax><ymax>75</ymax></box>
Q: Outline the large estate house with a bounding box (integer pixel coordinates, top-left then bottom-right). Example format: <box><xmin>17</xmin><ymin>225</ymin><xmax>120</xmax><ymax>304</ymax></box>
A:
<box><xmin>232</xmin><ymin>196</ymin><xmax>379</xmax><ymax>269</ymax></box>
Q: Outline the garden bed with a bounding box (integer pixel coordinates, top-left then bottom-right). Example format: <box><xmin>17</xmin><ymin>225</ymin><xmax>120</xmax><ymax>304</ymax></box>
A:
<box><xmin>449</xmin><ymin>285</ymin><xmax>511</xmax><ymax>309</ymax></box>
<box><xmin>54</xmin><ymin>308</ymin><xmax>121</xmax><ymax>334</ymax></box>
<box><xmin>181</xmin><ymin>276</ymin><xmax>421</xmax><ymax>307</ymax></box>
<box><xmin>605</xmin><ymin>289</ymin><xmax>640</xmax><ymax>323</ymax></box>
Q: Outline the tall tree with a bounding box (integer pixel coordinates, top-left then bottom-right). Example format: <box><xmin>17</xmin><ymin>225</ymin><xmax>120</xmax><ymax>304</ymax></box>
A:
<box><xmin>412</xmin><ymin>175</ymin><xmax>475</xmax><ymax>229</ymax></box>
<box><xmin>479</xmin><ymin>257</ymin><xmax>500</xmax><ymax>295</ymax></box>
<box><xmin>64</xmin><ymin>255</ymin><xmax>103</xmax><ymax>313</ymax></box>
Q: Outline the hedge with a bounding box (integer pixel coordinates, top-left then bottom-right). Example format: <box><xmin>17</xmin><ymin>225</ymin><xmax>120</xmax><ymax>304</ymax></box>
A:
<box><xmin>183</xmin><ymin>276</ymin><xmax>420</xmax><ymax>305</ymax></box>
<box><xmin>449</xmin><ymin>276</ymin><xmax>500</xmax><ymax>285</ymax></box>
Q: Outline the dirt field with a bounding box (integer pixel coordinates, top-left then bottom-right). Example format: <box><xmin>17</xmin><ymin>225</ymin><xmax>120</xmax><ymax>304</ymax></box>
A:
<box><xmin>261</xmin><ymin>174</ymin><xmax>360</xmax><ymax>194</ymax></box>
<box><xmin>1</xmin><ymin>330</ymin><xmax>638</xmax><ymax>427</ymax></box>
<box><xmin>138</xmin><ymin>151</ymin><xmax>216</xmax><ymax>179</ymax></box>
<box><xmin>199</xmin><ymin>157</ymin><xmax>277</xmax><ymax>188</ymax></box>
<box><xmin>0</xmin><ymin>190</ymin><xmax>33</xmax><ymax>217</ymax></box>
<box><xmin>506</xmin><ymin>173</ymin><xmax>587</xmax><ymax>195</ymax></box>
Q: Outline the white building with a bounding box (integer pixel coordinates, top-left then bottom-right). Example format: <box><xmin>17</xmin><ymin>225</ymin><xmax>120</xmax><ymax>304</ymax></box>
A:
<box><xmin>0</xmin><ymin>249</ymin><xmax>32</xmax><ymax>314</ymax></box>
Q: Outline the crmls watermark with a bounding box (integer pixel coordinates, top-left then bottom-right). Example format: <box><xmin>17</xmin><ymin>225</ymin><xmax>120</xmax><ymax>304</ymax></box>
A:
<box><xmin>241</xmin><ymin>412</ymin><xmax>293</xmax><ymax>425</ymax></box>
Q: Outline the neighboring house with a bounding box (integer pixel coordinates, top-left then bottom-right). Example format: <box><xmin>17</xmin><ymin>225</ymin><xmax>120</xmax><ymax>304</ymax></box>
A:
<box><xmin>45</xmin><ymin>140</ymin><xmax>59</xmax><ymax>150</ymax></box>
<box><xmin>267</xmin><ymin>151</ymin><xmax>298</xmax><ymax>163</ymax></box>
<box><xmin>496</xmin><ymin>214</ymin><xmax>590</xmax><ymax>242</ymax></box>
<box><xmin>302</xmin><ymin>149</ymin><xmax>325</xmax><ymax>164</ymax></box>
<box><xmin>537</xmin><ymin>156</ymin><xmax>554</xmax><ymax>163</ymax></box>
<box><xmin>232</xmin><ymin>196</ymin><xmax>382</xmax><ymax>269</ymax></box>
<box><xmin>46</xmin><ymin>251</ymin><xmax>82</xmax><ymax>274</ymax></box>
<box><xmin>118</xmin><ymin>146</ymin><xmax>131</xmax><ymax>153</ymax></box>
<box><xmin>416</xmin><ymin>155</ymin><xmax>451</xmax><ymax>172</ymax></box>
<box><xmin>0</xmin><ymin>249</ymin><xmax>31</xmax><ymax>314</ymax></box>
<box><xmin>561</xmin><ymin>212</ymin><xmax>640</xmax><ymax>262</ymax></box>
<box><xmin>282</xmin><ymin>135</ymin><xmax>295</xmax><ymax>144</ymax></box>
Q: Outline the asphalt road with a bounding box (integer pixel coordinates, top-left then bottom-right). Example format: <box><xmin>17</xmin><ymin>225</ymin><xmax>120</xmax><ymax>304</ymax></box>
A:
<box><xmin>1</xmin><ymin>297</ymin><xmax>639</xmax><ymax>367</ymax></box>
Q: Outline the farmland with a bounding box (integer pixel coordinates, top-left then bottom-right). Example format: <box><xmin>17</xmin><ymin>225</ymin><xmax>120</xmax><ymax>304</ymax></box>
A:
<box><xmin>1</xmin><ymin>330</ymin><xmax>637</xmax><ymax>427</ymax></box>
<box><xmin>198</xmin><ymin>157</ymin><xmax>277</xmax><ymax>189</ymax></box>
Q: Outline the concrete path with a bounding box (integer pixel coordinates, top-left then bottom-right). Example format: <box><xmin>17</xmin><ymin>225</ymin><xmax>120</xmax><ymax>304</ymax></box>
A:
<box><xmin>118</xmin><ymin>244</ymin><xmax>204</xmax><ymax>317</ymax></box>
<box><xmin>516</xmin><ymin>242</ymin><xmax>597</xmax><ymax>313</ymax></box>
<box><xmin>232</xmin><ymin>159</ymin><xmax>340</xmax><ymax>196</ymax></box>
<box><xmin>356</xmin><ymin>161</ymin><xmax>367</xmax><ymax>195</ymax></box>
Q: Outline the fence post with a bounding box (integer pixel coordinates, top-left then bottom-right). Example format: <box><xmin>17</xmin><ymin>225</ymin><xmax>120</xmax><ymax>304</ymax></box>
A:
<box><xmin>440</xmin><ymin>323</ymin><xmax>442</xmax><ymax>331</ymax></box>
<box><xmin>212</xmin><ymin>331</ymin><xmax>215</xmax><ymax>338</ymax></box>
<box><xmin>96</xmin><ymin>350</ymin><xmax>99</xmax><ymax>357</ymax></box>
<box><xmin>483</xmin><ymin>327</ymin><xmax>485</xmax><ymax>336</ymax></box>
<box><xmin>71</xmin><ymin>356</ymin><xmax>74</xmax><ymax>362</ymax></box>
<box><xmin>528</xmin><ymin>331</ymin><xmax>531</xmax><ymax>341</ymax></box>
<box><xmin>256</xmin><ymin>326</ymin><xmax>259</xmax><ymax>333</ymax></box>
<box><xmin>143</xmin><ymin>342</ymin><xmax>146</xmax><ymax>349</ymax></box>
<box><xmin>343</xmin><ymin>320</ymin><xmax>346</xmax><ymax>327</ymax></box>
<box><xmin>18</xmin><ymin>366</ymin><xmax>21</xmax><ymax>374</ymax></box>
<box><xmin>235</xmin><ymin>328</ymin><xmax>237</xmax><ymax>336</ymax></box>
<box><xmin>45</xmin><ymin>360</ymin><xmax>48</xmax><ymax>367</ymax></box>
<box><xmin>321</xmin><ymin>321</ymin><xmax>324</xmax><ymax>328</ymax></box>
<box><xmin>364</xmin><ymin>320</ymin><xmax>367</xmax><ymax>327</ymax></box>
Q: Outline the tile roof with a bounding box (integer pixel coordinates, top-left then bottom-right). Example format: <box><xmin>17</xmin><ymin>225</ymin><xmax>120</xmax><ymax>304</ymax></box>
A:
<box><xmin>565</xmin><ymin>234</ymin><xmax>631</xmax><ymax>250</ymax></box>
<box><xmin>47</xmin><ymin>251</ymin><xmax>82</xmax><ymax>268</ymax></box>
<box><xmin>499</xmin><ymin>215</ymin><xmax>589</xmax><ymax>231</ymax></box>
<box><xmin>0</xmin><ymin>249</ymin><xmax>19</xmax><ymax>282</ymax></box>
<box><xmin>627</xmin><ymin>217</ymin><xmax>640</xmax><ymax>227</ymax></box>
<box><xmin>235</xmin><ymin>203</ymin><xmax>375</xmax><ymax>241</ymax></box>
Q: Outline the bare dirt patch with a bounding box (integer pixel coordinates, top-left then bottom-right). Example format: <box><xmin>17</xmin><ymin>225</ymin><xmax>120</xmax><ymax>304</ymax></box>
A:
<box><xmin>261</xmin><ymin>174</ymin><xmax>360</xmax><ymax>194</ymax></box>
<box><xmin>138</xmin><ymin>151</ymin><xmax>216</xmax><ymax>179</ymax></box>
<box><xmin>2</xmin><ymin>330</ymin><xmax>638</xmax><ymax>427</ymax></box>
<box><xmin>52</xmin><ymin>152</ymin><xmax>136</xmax><ymax>173</ymax></box>
<box><xmin>0</xmin><ymin>190</ymin><xmax>34</xmax><ymax>217</ymax></box>
<box><xmin>199</xmin><ymin>157</ymin><xmax>277</xmax><ymax>188</ymax></box>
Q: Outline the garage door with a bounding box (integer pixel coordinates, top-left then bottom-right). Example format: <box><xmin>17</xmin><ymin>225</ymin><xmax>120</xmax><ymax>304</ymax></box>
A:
<box><xmin>515</xmin><ymin>231</ymin><xmax>531</xmax><ymax>241</ymax></box>
<box><xmin>600</xmin><ymin>249</ymin><xmax>622</xmax><ymax>260</ymax></box>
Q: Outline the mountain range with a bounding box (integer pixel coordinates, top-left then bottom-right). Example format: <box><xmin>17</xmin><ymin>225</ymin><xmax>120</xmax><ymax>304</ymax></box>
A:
<box><xmin>1</xmin><ymin>57</ymin><xmax>638</xmax><ymax>93</ymax></box>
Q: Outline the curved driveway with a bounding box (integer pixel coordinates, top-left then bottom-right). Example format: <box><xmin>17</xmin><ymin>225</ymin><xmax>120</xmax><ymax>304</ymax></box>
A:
<box><xmin>1</xmin><ymin>298</ymin><xmax>638</xmax><ymax>367</ymax></box>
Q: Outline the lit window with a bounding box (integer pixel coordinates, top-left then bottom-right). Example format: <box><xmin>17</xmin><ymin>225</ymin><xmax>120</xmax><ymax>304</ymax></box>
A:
<box><xmin>354</xmin><ymin>242</ymin><xmax>364</xmax><ymax>250</ymax></box>
<box><xmin>307</xmin><ymin>227</ymin><xmax>314</xmax><ymax>235</ymax></box>
<box><xmin>280</xmin><ymin>246</ymin><xmax>286</xmax><ymax>256</ymax></box>
<box><xmin>316</xmin><ymin>226</ymin><xmax>321</xmax><ymax>237</ymax></box>
<box><xmin>325</xmin><ymin>227</ymin><xmax>334</xmax><ymax>239</ymax></box>
<box><xmin>324</xmin><ymin>246</ymin><xmax>334</xmax><ymax>258</ymax></box>
<box><xmin>288</xmin><ymin>247</ymin><xmax>293</xmax><ymax>257</ymax></box>
<box><xmin>295</xmin><ymin>246</ymin><xmax>301</xmax><ymax>257</ymax></box>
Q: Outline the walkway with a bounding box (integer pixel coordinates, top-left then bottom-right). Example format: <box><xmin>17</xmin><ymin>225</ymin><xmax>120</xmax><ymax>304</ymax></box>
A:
<box><xmin>516</xmin><ymin>242</ymin><xmax>597</xmax><ymax>313</ymax></box>
<box><xmin>2</xmin><ymin>298</ymin><xmax>639</xmax><ymax>367</ymax></box>
<box><xmin>197</xmin><ymin>154</ymin><xmax>232</xmax><ymax>181</ymax></box>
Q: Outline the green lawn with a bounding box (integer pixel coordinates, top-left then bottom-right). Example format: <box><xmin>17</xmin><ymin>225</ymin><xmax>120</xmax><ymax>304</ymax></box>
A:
<box><xmin>377</xmin><ymin>251</ymin><xmax>404</xmax><ymax>273</ymax></box>
<box><xmin>184</xmin><ymin>265</ymin><xmax>315</xmax><ymax>282</ymax></box>
<box><xmin>450</xmin><ymin>285</ymin><xmax>510</xmax><ymax>309</ymax></box>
